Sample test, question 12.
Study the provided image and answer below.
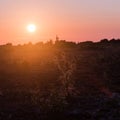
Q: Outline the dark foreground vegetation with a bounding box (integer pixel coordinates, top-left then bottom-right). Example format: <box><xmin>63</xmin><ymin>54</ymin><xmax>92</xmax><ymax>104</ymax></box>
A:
<box><xmin>0</xmin><ymin>38</ymin><xmax>120</xmax><ymax>120</ymax></box>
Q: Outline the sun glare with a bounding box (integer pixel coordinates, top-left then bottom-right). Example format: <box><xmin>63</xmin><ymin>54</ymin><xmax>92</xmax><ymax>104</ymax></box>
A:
<box><xmin>27</xmin><ymin>24</ymin><xmax>36</xmax><ymax>32</ymax></box>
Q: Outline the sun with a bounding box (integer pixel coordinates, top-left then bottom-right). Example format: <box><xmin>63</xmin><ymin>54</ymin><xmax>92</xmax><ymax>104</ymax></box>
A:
<box><xmin>27</xmin><ymin>24</ymin><xmax>36</xmax><ymax>32</ymax></box>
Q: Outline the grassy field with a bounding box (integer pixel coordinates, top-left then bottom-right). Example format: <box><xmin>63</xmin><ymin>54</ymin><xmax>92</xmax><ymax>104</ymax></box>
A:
<box><xmin>0</xmin><ymin>39</ymin><xmax>120</xmax><ymax>120</ymax></box>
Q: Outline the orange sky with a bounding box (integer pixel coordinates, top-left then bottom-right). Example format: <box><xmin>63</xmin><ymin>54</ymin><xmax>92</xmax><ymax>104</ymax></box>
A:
<box><xmin>0</xmin><ymin>0</ymin><xmax>120</xmax><ymax>45</ymax></box>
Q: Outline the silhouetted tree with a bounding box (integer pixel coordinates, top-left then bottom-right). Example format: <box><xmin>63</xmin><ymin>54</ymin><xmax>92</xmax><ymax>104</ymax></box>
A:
<box><xmin>100</xmin><ymin>39</ymin><xmax>109</xmax><ymax>43</ymax></box>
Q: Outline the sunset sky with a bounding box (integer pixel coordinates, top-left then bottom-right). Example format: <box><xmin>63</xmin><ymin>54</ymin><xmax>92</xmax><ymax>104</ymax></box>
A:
<box><xmin>0</xmin><ymin>0</ymin><xmax>120</xmax><ymax>44</ymax></box>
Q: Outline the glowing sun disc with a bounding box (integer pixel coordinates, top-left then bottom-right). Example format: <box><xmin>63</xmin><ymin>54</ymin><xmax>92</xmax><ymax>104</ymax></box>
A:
<box><xmin>27</xmin><ymin>24</ymin><xmax>36</xmax><ymax>32</ymax></box>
